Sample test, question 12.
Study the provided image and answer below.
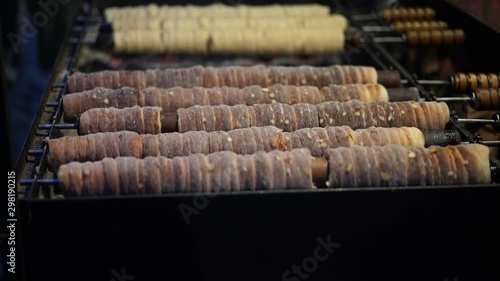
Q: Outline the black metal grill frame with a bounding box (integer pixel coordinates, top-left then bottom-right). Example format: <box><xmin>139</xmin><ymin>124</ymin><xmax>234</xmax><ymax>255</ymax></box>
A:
<box><xmin>13</xmin><ymin>1</ymin><xmax>500</xmax><ymax>280</ymax></box>
<box><xmin>15</xmin><ymin>0</ymin><xmax>500</xmax><ymax>198</ymax></box>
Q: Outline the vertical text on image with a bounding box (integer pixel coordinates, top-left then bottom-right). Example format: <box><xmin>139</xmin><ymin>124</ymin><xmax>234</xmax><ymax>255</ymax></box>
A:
<box><xmin>7</xmin><ymin>171</ymin><xmax>17</xmax><ymax>274</ymax></box>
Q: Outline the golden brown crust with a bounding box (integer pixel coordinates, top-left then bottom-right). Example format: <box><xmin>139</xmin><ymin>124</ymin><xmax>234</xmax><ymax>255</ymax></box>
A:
<box><xmin>57</xmin><ymin>148</ymin><xmax>315</xmax><ymax>197</ymax></box>
<box><xmin>68</xmin><ymin>65</ymin><xmax>384</xmax><ymax>92</ymax></box>
<box><xmin>79</xmin><ymin>106</ymin><xmax>163</xmax><ymax>134</ymax></box>
<box><xmin>324</xmin><ymin>144</ymin><xmax>491</xmax><ymax>188</ymax></box>
<box><xmin>48</xmin><ymin>131</ymin><xmax>142</xmax><ymax>170</ymax></box>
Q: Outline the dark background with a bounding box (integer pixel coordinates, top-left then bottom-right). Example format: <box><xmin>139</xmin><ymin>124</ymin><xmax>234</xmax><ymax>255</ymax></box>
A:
<box><xmin>1</xmin><ymin>0</ymin><xmax>79</xmax><ymax>171</ymax></box>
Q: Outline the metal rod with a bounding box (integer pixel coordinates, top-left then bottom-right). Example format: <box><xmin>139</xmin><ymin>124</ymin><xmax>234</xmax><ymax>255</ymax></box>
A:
<box><xmin>17</xmin><ymin>2</ymin><xmax>96</xmax><ymax>198</ymax></box>
<box><xmin>351</xmin><ymin>14</ymin><xmax>378</xmax><ymax>21</ymax></box>
<box><xmin>19</xmin><ymin>178</ymin><xmax>59</xmax><ymax>186</ymax></box>
<box><xmin>462</xmin><ymin>141</ymin><xmax>500</xmax><ymax>147</ymax></box>
<box><xmin>456</xmin><ymin>118</ymin><xmax>496</xmax><ymax>124</ymax></box>
<box><xmin>82</xmin><ymin>37</ymin><xmax>98</xmax><ymax>44</ymax></box>
<box><xmin>28</xmin><ymin>149</ymin><xmax>44</xmax><ymax>155</ymax></box>
<box><xmin>401</xmin><ymin>79</ymin><xmax>451</xmax><ymax>85</ymax></box>
<box><xmin>38</xmin><ymin>123</ymin><xmax>78</xmax><ymax>129</ymax></box>
<box><xmin>372</xmin><ymin>37</ymin><xmax>406</xmax><ymax>43</ymax></box>
<box><xmin>51</xmin><ymin>82</ymin><xmax>65</xmax><ymax>90</ymax></box>
<box><xmin>362</xmin><ymin>26</ymin><xmax>392</xmax><ymax>32</ymax></box>
<box><xmin>75</xmin><ymin>15</ymin><xmax>103</xmax><ymax>23</ymax></box>
<box><xmin>368</xmin><ymin>30</ymin><xmax>433</xmax><ymax>100</ymax></box>
<box><xmin>85</xmin><ymin>26</ymin><xmax>101</xmax><ymax>33</ymax></box>
<box><xmin>482</xmin><ymin>141</ymin><xmax>500</xmax><ymax>147</ymax></box>
<box><xmin>73</xmin><ymin>26</ymin><xmax>101</xmax><ymax>36</ymax></box>
<box><xmin>436</xmin><ymin>97</ymin><xmax>472</xmax><ymax>102</ymax></box>
<box><xmin>45</xmin><ymin>101</ymin><xmax>59</xmax><ymax>107</ymax></box>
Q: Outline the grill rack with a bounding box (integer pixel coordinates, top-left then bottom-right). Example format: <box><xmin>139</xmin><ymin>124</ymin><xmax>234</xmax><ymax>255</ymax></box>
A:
<box><xmin>16</xmin><ymin>1</ymin><xmax>500</xmax><ymax>198</ymax></box>
<box><xmin>13</xmin><ymin>1</ymin><xmax>500</xmax><ymax>280</ymax></box>
<box><xmin>15</xmin><ymin>2</ymin><xmax>97</xmax><ymax>199</ymax></box>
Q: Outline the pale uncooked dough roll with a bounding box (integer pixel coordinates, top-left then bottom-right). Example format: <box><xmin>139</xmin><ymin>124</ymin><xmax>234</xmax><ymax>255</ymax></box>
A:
<box><xmin>211</xmin><ymin>18</ymin><xmax>247</xmax><ymax>29</ymax></box>
<box><xmin>209</xmin><ymin>30</ymin><xmax>227</xmax><ymax>54</ymax></box>
<box><xmin>246</xmin><ymin>5</ymin><xmax>282</xmax><ymax>17</ymax></box>
<box><xmin>247</xmin><ymin>18</ymin><xmax>292</xmax><ymax>29</ymax></box>
<box><xmin>285</xmin><ymin>4</ymin><xmax>330</xmax><ymax>17</ymax></box>
<box><xmin>174</xmin><ymin>30</ymin><xmax>193</xmax><ymax>53</ymax></box>
<box><xmin>193</xmin><ymin>30</ymin><xmax>211</xmax><ymax>54</ymax></box>
<box><xmin>161</xmin><ymin>18</ymin><xmax>199</xmax><ymax>30</ymax></box>
<box><xmin>237</xmin><ymin>29</ymin><xmax>260</xmax><ymax>54</ymax></box>
<box><xmin>106</xmin><ymin>5</ymin><xmax>162</xmax><ymax>22</ymax></box>
<box><xmin>305</xmin><ymin>15</ymin><xmax>348</xmax><ymax>30</ymax></box>
<box><xmin>105</xmin><ymin>3</ymin><xmax>333</xmax><ymax>21</ymax></box>
<box><xmin>115</xmin><ymin>5</ymin><xmax>155</xmax><ymax>20</ymax></box>
<box><xmin>112</xmin><ymin>31</ymin><xmax>125</xmax><ymax>52</ymax></box>
<box><xmin>110</xmin><ymin>14</ymin><xmax>349</xmax><ymax>32</ymax></box>
<box><xmin>160</xmin><ymin>30</ymin><xmax>173</xmax><ymax>53</ymax></box>
<box><xmin>302</xmin><ymin>28</ymin><xmax>345</xmax><ymax>55</ymax></box>
<box><xmin>207</xmin><ymin>28</ymin><xmax>345</xmax><ymax>55</ymax></box>
<box><xmin>210</xmin><ymin>29</ymin><xmax>259</xmax><ymax>55</ymax></box>
<box><xmin>114</xmin><ymin>29</ymin><xmax>210</xmax><ymax>54</ymax></box>
<box><xmin>111</xmin><ymin>18</ymin><xmax>162</xmax><ymax>31</ymax></box>
<box><xmin>148</xmin><ymin>31</ymin><xmax>163</xmax><ymax>53</ymax></box>
<box><xmin>260</xmin><ymin>29</ymin><xmax>288</xmax><ymax>54</ymax></box>
<box><xmin>136</xmin><ymin>31</ymin><xmax>163</xmax><ymax>53</ymax></box>
<box><xmin>107</xmin><ymin>3</ymin><xmax>347</xmax><ymax>55</ymax></box>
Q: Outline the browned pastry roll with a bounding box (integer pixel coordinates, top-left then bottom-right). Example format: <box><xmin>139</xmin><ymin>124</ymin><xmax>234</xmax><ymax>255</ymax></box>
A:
<box><xmin>67</xmin><ymin>65</ymin><xmax>378</xmax><ymax>93</ymax></box>
<box><xmin>47</xmin><ymin>126</ymin><xmax>424</xmax><ymax>168</ymax></box>
<box><xmin>79</xmin><ymin>106</ymin><xmax>162</xmax><ymax>135</ymax></box>
<box><xmin>325</xmin><ymin>144</ymin><xmax>491</xmax><ymax>188</ymax></box>
<box><xmin>177</xmin><ymin>103</ymin><xmax>319</xmax><ymax>133</ymax></box>
<box><xmin>64</xmin><ymin>83</ymin><xmax>388</xmax><ymax>118</ymax></box>
<box><xmin>57</xmin><ymin>148</ymin><xmax>315</xmax><ymax>197</ymax></box>
<box><xmin>138</xmin><ymin>84</ymin><xmax>326</xmax><ymax>112</ymax></box>
<box><xmin>140</xmin><ymin>126</ymin><xmax>284</xmax><ymax>158</ymax></box>
<box><xmin>144</xmin><ymin>131</ymin><xmax>210</xmax><ymax>159</ymax></box>
<box><xmin>245</xmin><ymin>65</ymin><xmax>377</xmax><ymax>87</ymax></box>
<box><xmin>76</xmin><ymin>100</ymin><xmax>447</xmax><ymax>134</ymax></box>
<box><xmin>284</xmin><ymin>126</ymin><xmax>424</xmax><ymax>156</ymax></box>
<box><xmin>207</xmin><ymin>28</ymin><xmax>344</xmax><ymax>55</ymax></box>
<box><xmin>321</xmin><ymin>84</ymin><xmax>388</xmax><ymax>103</ymax></box>
<box><xmin>63</xmin><ymin>87</ymin><xmax>140</xmax><ymax>118</ymax></box>
<box><xmin>316</xmin><ymin>100</ymin><xmax>449</xmax><ymax>131</ymax></box>
<box><xmin>47</xmin><ymin>131</ymin><xmax>143</xmax><ymax>170</ymax></box>
<box><xmin>67</xmin><ymin>67</ymin><xmax>204</xmax><ymax>93</ymax></box>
